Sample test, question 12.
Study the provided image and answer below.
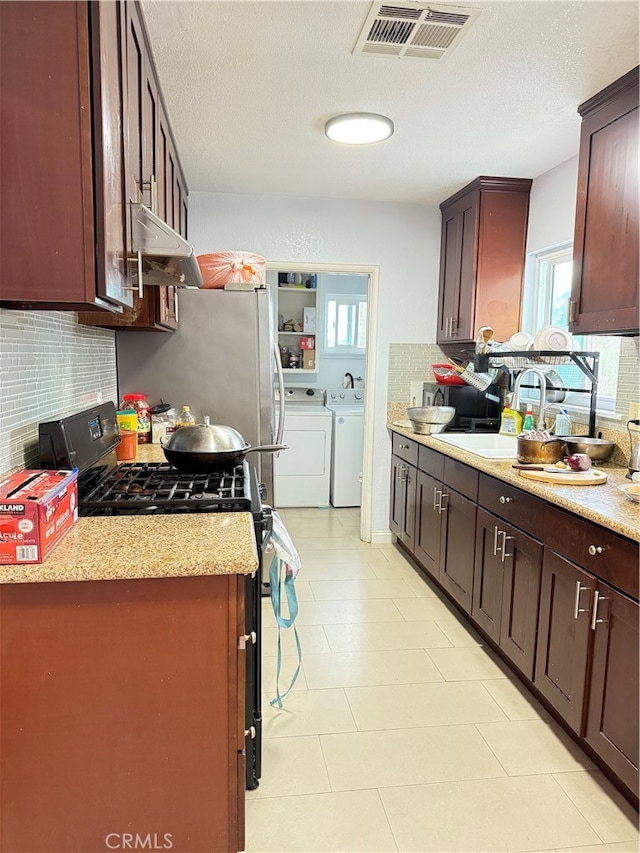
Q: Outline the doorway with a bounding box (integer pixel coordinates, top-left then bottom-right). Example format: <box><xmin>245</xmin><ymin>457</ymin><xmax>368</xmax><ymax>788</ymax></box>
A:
<box><xmin>265</xmin><ymin>261</ymin><xmax>379</xmax><ymax>543</ymax></box>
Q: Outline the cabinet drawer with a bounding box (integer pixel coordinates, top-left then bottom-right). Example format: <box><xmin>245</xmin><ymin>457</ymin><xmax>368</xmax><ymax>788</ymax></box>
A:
<box><xmin>479</xmin><ymin>474</ymin><xmax>545</xmax><ymax>540</ymax></box>
<box><xmin>418</xmin><ymin>445</ymin><xmax>444</xmax><ymax>480</ymax></box>
<box><xmin>443</xmin><ymin>457</ymin><xmax>478</xmax><ymax>501</ymax></box>
<box><xmin>392</xmin><ymin>433</ymin><xmax>419</xmax><ymax>467</ymax></box>
<box><xmin>544</xmin><ymin>505</ymin><xmax>639</xmax><ymax>600</ymax></box>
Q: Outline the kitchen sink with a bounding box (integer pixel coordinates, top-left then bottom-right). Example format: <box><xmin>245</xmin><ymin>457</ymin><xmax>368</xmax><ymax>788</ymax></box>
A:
<box><xmin>432</xmin><ymin>432</ymin><xmax>518</xmax><ymax>459</ymax></box>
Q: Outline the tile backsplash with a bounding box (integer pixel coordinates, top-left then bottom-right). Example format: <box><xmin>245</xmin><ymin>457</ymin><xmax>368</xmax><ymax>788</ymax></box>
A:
<box><xmin>0</xmin><ymin>310</ymin><xmax>117</xmax><ymax>473</ymax></box>
<box><xmin>389</xmin><ymin>338</ymin><xmax>640</xmax><ymax>440</ymax></box>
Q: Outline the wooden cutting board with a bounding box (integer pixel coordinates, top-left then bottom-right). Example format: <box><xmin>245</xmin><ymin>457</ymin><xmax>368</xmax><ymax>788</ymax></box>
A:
<box><xmin>518</xmin><ymin>468</ymin><xmax>608</xmax><ymax>485</ymax></box>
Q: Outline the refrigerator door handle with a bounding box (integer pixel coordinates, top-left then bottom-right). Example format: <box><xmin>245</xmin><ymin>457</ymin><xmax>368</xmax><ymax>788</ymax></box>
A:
<box><xmin>274</xmin><ymin>341</ymin><xmax>286</xmax><ymax>447</ymax></box>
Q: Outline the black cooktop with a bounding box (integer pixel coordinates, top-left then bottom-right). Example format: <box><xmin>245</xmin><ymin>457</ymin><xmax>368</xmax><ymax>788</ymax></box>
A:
<box><xmin>79</xmin><ymin>460</ymin><xmax>255</xmax><ymax>517</ymax></box>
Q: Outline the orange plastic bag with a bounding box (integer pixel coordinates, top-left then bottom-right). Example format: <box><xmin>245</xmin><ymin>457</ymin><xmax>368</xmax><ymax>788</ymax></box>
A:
<box><xmin>197</xmin><ymin>251</ymin><xmax>266</xmax><ymax>289</ymax></box>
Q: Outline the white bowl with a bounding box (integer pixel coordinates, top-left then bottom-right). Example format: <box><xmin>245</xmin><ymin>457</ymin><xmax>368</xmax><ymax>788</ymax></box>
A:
<box><xmin>618</xmin><ymin>483</ymin><xmax>640</xmax><ymax>504</ymax></box>
<box><xmin>533</xmin><ymin>326</ymin><xmax>574</xmax><ymax>363</ymax></box>
<box><xmin>509</xmin><ymin>331</ymin><xmax>534</xmax><ymax>351</ymax></box>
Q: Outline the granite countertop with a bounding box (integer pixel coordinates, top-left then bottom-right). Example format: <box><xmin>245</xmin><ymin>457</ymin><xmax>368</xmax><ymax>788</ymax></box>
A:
<box><xmin>389</xmin><ymin>422</ymin><xmax>640</xmax><ymax>543</ymax></box>
<box><xmin>0</xmin><ymin>443</ymin><xmax>259</xmax><ymax>584</ymax></box>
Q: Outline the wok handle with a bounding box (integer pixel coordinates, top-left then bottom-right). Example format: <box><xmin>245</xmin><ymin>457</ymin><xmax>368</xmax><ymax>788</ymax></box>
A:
<box><xmin>245</xmin><ymin>444</ymin><xmax>289</xmax><ymax>454</ymax></box>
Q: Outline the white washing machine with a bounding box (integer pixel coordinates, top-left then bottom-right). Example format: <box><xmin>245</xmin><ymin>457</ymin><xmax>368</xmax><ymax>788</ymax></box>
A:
<box><xmin>274</xmin><ymin>388</ymin><xmax>332</xmax><ymax>507</ymax></box>
<box><xmin>325</xmin><ymin>389</ymin><xmax>365</xmax><ymax>507</ymax></box>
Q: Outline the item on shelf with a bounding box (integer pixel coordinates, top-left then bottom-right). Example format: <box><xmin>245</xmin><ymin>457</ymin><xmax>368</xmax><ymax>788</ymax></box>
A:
<box><xmin>305</xmin><ymin>274</ymin><xmax>317</xmax><ymax>289</ymax></box>
<box><xmin>302</xmin><ymin>350</ymin><xmax>315</xmax><ymax>370</ymax></box>
<box><xmin>283</xmin><ymin>320</ymin><xmax>295</xmax><ymax>332</ymax></box>
<box><xmin>303</xmin><ymin>307</ymin><xmax>316</xmax><ymax>333</ymax></box>
<box><xmin>299</xmin><ymin>336</ymin><xmax>315</xmax><ymax>350</ymax></box>
<box><xmin>532</xmin><ymin>326</ymin><xmax>575</xmax><ymax>364</ymax></box>
<box><xmin>197</xmin><ymin>251</ymin><xmax>265</xmax><ymax>289</ymax></box>
<box><xmin>280</xmin><ymin>347</ymin><xmax>291</xmax><ymax>368</ymax></box>
<box><xmin>289</xmin><ymin>353</ymin><xmax>300</xmax><ymax>369</ymax></box>
<box><xmin>475</xmin><ymin>326</ymin><xmax>494</xmax><ymax>354</ymax></box>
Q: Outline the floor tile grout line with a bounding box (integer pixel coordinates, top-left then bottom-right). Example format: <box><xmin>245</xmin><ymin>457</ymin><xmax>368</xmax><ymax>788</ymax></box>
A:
<box><xmin>546</xmin><ymin>771</ymin><xmax>620</xmax><ymax>846</ymax></box>
<box><xmin>373</xmin><ymin>787</ymin><xmax>401</xmax><ymax>853</ymax></box>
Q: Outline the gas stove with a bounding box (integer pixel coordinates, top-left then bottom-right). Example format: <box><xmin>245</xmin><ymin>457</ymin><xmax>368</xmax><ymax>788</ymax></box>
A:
<box><xmin>38</xmin><ymin>401</ymin><xmax>267</xmax><ymax>790</ymax></box>
<box><xmin>79</xmin><ymin>460</ymin><xmax>258</xmax><ymax>517</ymax></box>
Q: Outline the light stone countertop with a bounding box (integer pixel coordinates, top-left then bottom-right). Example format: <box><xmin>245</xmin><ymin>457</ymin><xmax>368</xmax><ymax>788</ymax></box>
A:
<box><xmin>389</xmin><ymin>422</ymin><xmax>640</xmax><ymax>543</ymax></box>
<box><xmin>0</xmin><ymin>443</ymin><xmax>259</xmax><ymax>584</ymax></box>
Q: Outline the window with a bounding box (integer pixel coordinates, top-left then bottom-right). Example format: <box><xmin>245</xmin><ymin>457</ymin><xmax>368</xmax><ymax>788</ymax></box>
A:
<box><xmin>526</xmin><ymin>244</ymin><xmax>620</xmax><ymax>412</ymax></box>
<box><xmin>322</xmin><ymin>293</ymin><xmax>367</xmax><ymax>355</ymax></box>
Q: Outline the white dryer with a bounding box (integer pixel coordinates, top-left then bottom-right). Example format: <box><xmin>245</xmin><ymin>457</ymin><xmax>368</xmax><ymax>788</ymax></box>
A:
<box><xmin>274</xmin><ymin>388</ymin><xmax>332</xmax><ymax>507</ymax></box>
<box><xmin>324</xmin><ymin>389</ymin><xmax>365</xmax><ymax>507</ymax></box>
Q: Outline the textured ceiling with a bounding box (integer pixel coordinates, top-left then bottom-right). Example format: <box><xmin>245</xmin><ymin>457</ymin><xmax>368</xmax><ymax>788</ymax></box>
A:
<box><xmin>141</xmin><ymin>0</ymin><xmax>639</xmax><ymax>204</ymax></box>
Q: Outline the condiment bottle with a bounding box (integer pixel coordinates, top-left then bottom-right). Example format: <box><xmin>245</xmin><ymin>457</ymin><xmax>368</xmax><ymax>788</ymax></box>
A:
<box><xmin>175</xmin><ymin>405</ymin><xmax>196</xmax><ymax>428</ymax></box>
<box><xmin>119</xmin><ymin>393</ymin><xmax>151</xmax><ymax>444</ymax></box>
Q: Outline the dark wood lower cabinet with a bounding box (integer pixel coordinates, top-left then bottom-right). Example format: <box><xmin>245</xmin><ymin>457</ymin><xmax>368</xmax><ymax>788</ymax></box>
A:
<box><xmin>414</xmin><ymin>470</ymin><xmax>442</xmax><ymax>579</ymax></box>
<box><xmin>472</xmin><ymin>508</ymin><xmax>504</xmax><ymax>642</ymax></box>
<box><xmin>585</xmin><ymin>581</ymin><xmax>639</xmax><ymax>793</ymax></box>
<box><xmin>534</xmin><ymin>549</ymin><xmax>593</xmax><ymax>733</ymax></box>
<box><xmin>389</xmin><ymin>431</ymin><xmax>639</xmax><ymax>802</ymax></box>
<box><xmin>439</xmin><ymin>487</ymin><xmax>476</xmax><ymax>613</ymax></box>
<box><xmin>389</xmin><ymin>455</ymin><xmax>416</xmax><ymax>552</ymax></box>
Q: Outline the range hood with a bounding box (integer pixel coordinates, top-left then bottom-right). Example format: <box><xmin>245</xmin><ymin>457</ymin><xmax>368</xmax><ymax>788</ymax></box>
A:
<box><xmin>130</xmin><ymin>203</ymin><xmax>203</xmax><ymax>289</ymax></box>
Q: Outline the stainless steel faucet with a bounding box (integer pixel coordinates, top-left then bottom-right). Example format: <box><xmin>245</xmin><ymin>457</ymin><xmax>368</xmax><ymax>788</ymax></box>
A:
<box><xmin>512</xmin><ymin>367</ymin><xmax>548</xmax><ymax>430</ymax></box>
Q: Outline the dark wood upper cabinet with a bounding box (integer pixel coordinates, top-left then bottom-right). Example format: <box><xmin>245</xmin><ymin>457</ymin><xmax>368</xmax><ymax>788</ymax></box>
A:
<box><xmin>437</xmin><ymin>177</ymin><xmax>532</xmax><ymax>344</ymax></box>
<box><xmin>0</xmin><ymin>1</ymin><xmax>132</xmax><ymax>311</ymax></box>
<box><xmin>569</xmin><ymin>66</ymin><xmax>639</xmax><ymax>335</ymax></box>
<box><xmin>78</xmin><ymin>1</ymin><xmax>185</xmax><ymax>331</ymax></box>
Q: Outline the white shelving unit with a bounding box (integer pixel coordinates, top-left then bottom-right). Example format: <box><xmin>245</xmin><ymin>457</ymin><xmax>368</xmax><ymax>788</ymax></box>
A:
<box><xmin>274</xmin><ymin>279</ymin><xmax>319</xmax><ymax>374</ymax></box>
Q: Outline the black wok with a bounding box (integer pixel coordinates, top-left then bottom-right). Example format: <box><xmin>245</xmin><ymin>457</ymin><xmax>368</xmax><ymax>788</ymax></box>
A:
<box><xmin>160</xmin><ymin>423</ymin><xmax>287</xmax><ymax>473</ymax></box>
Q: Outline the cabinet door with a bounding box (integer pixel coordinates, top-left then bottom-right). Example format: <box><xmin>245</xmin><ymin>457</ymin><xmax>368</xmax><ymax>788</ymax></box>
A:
<box><xmin>437</xmin><ymin>203</ymin><xmax>461</xmax><ymax>342</ymax></box>
<box><xmin>570</xmin><ymin>70</ymin><xmax>639</xmax><ymax>335</ymax></box>
<box><xmin>585</xmin><ymin>582</ymin><xmax>639</xmax><ymax>796</ymax></box>
<box><xmin>534</xmin><ymin>549</ymin><xmax>592</xmax><ymax>733</ymax></box>
<box><xmin>500</xmin><ymin>525</ymin><xmax>543</xmax><ymax>681</ymax></box>
<box><xmin>390</xmin><ymin>456</ymin><xmax>405</xmax><ymax>539</ymax></box>
<box><xmin>414</xmin><ymin>470</ymin><xmax>443</xmax><ymax>579</ymax></box>
<box><xmin>472</xmin><ymin>508</ymin><xmax>504</xmax><ymax>642</ymax></box>
<box><xmin>402</xmin><ymin>464</ymin><xmax>417</xmax><ymax>552</ymax></box>
<box><xmin>454</xmin><ymin>192</ymin><xmax>478</xmax><ymax>341</ymax></box>
<box><xmin>439</xmin><ymin>487</ymin><xmax>476</xmax><ymax>613</ymax></box>
<box><xmin>0</xmin><ymin>1</ymin><xmax>130</xmax><ymax>310</ymax></box>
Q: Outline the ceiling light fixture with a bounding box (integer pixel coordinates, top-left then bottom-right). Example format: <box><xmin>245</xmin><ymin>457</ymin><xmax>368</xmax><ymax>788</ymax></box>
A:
<box><xmin>324</xmin><ymin>112</ymin><xmax>394</xmax><ymax>145</ymax></box>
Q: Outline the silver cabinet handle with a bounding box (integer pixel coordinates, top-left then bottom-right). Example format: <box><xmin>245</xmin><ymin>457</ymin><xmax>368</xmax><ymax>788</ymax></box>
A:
<box><xmin>399</xmin><ymin>465</ymin><xmax>408</xmax><ymax>483</ymax></box>
<box><xmin>439</xmin><ymin>492</ymin><xmax>449</xmax><ymax>514</ymax></box>
<box><xmin>450</xmin><ymin>317</ymin><xmax>457</xmax><ymax>336</ymax></box>
<box><xmin>433</xmin><ymin>487</ymin><xmax>441</xmax><ymax>512</ymax></box>
<box><xmin>499</xmin><ymin>495</ymin><xmax>513</xmax><ymax>504</ymax></box>
<box><xmin>500</xmin><ymin>532</ymin><xmax>514</xmax><ymax>562</ymax></box>
<box><xmin>399</xmin><ymin>443</ymin><xmax>410</xmax><ymax>449</ymax></box>
<box><xmin>244</xmin><ymin>726</ymin><xmax>256</xmax><ymax>739</ymax></box>
<box><xmin>574</xmin><ymin>581</ymin><xmax>590</xmax><ymax>620</ymax></box>
<box><xmin>588</xmin><ymin>545</ymin><xmax>603</xmax><ymax>556</ymax></box>
<box><xmin>591</xmin><ymin>591</ymin><xmax>607</xmax><ymax>630</ymax></box>
<box><xmin>493</xmin><ymin>525</ymin><xmax>500</xmax><ymax>556</ymax></box>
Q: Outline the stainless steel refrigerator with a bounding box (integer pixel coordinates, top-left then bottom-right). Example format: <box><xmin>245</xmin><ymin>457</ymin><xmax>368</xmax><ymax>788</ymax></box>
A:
<box><xmin>115</xmin><ymin>288</ymin><xmax>285</xmax><ymax>507</ymax></box>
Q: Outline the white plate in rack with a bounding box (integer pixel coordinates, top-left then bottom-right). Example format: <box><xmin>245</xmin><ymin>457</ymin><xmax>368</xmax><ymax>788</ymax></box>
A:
<box><xmin>533</xmin><ymin>326</ymin><xmax>574</xmax><ymax>363</ymax></box>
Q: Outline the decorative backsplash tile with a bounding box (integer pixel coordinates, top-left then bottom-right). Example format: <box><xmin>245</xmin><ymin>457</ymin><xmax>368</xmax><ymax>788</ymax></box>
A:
<box><xmin>0</xmin><ymin>310</ymin><xmax>117</xmax><ymax>473</ymax></box>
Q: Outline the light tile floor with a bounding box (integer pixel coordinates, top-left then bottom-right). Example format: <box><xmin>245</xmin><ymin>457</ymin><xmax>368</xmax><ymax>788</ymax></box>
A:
<box><xmin>246</xmin><ymin>507</ymin><xmax>639</xmax><ymax>853</ymax></box>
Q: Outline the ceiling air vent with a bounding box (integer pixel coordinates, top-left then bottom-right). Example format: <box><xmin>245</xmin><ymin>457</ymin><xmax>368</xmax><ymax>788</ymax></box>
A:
<box><xmin>353</xmin><ymin>2</ymin><xmax>481</xmax><ymax>61</ymax></box>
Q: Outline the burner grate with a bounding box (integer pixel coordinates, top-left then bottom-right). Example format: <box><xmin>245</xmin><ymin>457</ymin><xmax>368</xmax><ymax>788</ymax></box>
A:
<box><xmin>79</xmin><ymin>461</ymin><xmax>255</xmax><ymax>516</ymax></box>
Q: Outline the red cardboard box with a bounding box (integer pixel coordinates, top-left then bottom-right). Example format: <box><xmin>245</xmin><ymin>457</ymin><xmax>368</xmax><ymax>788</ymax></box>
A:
<box><xmin>300</xmin><ymin>336</ymin><xmax>315</xmax><ymax>350</ymax></box>
<box><xmin>0</xmin><ymin>469</ymin><xmax>78</xmax><ymax>564</ymax></box>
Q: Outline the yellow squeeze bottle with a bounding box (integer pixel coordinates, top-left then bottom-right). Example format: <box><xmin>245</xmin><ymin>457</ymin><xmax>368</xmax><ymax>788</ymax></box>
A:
<box><xmin>499</xmin><ymin>395</ymin><xmax>523</xmax><ymax>435</ymax></box>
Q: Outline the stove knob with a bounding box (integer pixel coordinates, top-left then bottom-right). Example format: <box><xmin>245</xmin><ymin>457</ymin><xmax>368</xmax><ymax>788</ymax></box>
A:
<box><xmin>355</xmin><ymin>392</ymin><xmax>363</xmax><ymax>400</ymax></box>
<box><xmin>306</xmin><ymin>388</ymin><xmax>315</xmax><ymax>396</ymax></box>
<box><xmin>339</xmin><ymin>393</ymin><xmax>345</xmax><ymax>399</ymax></box>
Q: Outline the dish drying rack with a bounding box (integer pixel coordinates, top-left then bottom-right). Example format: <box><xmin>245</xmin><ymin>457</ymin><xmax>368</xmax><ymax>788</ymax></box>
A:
<box><xmin>475</xmin><ymin>350</ymin><xmax>600</xmax><ymax>437</ymax></box>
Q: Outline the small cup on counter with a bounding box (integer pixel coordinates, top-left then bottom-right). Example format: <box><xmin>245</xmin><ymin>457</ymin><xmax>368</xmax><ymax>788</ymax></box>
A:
<box><xmin>115</xmin><ymin>429</ymin><xmax>138</xmax><ymax>462</ymax></box>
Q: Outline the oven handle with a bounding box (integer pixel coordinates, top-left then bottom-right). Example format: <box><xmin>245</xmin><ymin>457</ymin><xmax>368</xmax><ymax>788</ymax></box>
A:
<box><xmin>260</xmin><ymin>504</ymin><xmax>274</xmax><ymax>552</ymax></box>
<box><xmin>273</xmin><ymin>342</ymin><xmax>286</xmax><ymax>448</ymax></box>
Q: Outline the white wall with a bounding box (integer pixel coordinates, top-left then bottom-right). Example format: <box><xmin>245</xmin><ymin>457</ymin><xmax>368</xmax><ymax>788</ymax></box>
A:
<box><xmin>526</xmin><ymin>156</ymin><xmax>578</xmax><ymax>253</ymax></box>
<box><xmin>189</xmin><ymin>192</ymin><xmax>442</xmax><ymax>533</ymax></box>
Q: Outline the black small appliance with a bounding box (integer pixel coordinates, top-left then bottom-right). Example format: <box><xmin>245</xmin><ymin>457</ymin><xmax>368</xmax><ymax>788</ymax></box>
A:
<box><xmin>422</xmin><ymin>382</ymin><xmax>501</xmax><ymax>432</ymax></box>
